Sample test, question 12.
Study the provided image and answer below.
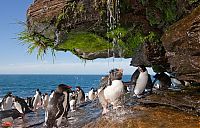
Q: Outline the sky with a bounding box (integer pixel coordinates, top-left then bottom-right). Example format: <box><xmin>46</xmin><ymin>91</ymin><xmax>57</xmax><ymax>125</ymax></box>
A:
<box><xmin>0</xmin><ymin>1</ymin><xmax>154</xmax><ymax>75</ymax></box>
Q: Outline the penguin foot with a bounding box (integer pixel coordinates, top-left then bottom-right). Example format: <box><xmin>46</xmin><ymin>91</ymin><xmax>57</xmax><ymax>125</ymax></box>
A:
<box><xmin>137</xmin><ymin>95</ymin><xmax>144</xmax><ymax>98</ymax></box>
<box><xmin>113</xmin><ymin>105</ymin><xmax>122</xmax><ymax>109</ymax></box>
<box><xmin>71</xmin><ymin>110</ymin><xmax>76</xmax><ymax>112</ymax></box>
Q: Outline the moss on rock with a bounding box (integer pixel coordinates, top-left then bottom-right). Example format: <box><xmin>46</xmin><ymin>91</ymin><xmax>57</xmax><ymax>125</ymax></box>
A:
<box><xmin>56</xmin><ymin>32</ymin><xmax>110</xmax><ymax>53</ymax></box>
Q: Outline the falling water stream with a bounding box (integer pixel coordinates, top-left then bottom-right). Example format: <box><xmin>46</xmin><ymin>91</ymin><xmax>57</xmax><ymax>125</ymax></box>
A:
<box><xmin>106</xmin><ymin>0</ymin><xmax>123</xmax><ymax>60</ymax></box>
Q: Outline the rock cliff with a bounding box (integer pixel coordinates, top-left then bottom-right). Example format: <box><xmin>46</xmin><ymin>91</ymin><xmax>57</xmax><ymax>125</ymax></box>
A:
<box><xmin>21</xmin><ymin>0</ymin><xmax>200</xmax><ymax>82</ymax></box>
<box><xmin>162</xmin><ymin>6</ymin><xmax>200</xmax><ymax>82</ymax></box>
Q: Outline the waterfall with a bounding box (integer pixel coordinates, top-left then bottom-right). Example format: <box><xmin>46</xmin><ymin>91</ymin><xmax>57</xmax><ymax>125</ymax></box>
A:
<box><xmin>106</xmin><ymin>0</ymin><xmax>122</xmax><ymax>59</ymax></box>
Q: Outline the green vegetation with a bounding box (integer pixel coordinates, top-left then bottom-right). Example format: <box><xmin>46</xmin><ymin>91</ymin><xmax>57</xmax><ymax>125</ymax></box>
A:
<box><xmin>124</xmin><ymin>31</ymin><xmax>159</xmax><ymax>56</ymax></box>
<box><xmin>144</xmin><ymin>0</ymin><xmax>177</xmax><ymax>27</ymax></box>
<box><xmin>18</xmin><ymin>30</ymin><xmax>54</xmax><ymax>59</ymax></box>
<box><xmin>105</xmin><ymin>26</ymin><xmax>159</xmax><ymax>57</ymax></box>
<box><xmin>56</xmin><ymin>1</ymin><xmax>86</xmax><ymax>29</ymax></box>
<box><xmin>139</xmin><ymin>0</ymin><xmax>148</xmax><ymax>5</ymax></box>
<box><xmin>106</xmin><ymin>27</ymin><xmax>128</xmax><ymax>39</ymax></box>
<box><xmin>146</xmin><ymin>8</ymin><xmax>161</xmax><ymax>26</ymax></box>
<box><xmin>57</xmin><ymin>32</ymin><xmax>110</xmax><ymax>53</ymax></box>
<box><xmin>188</xmin><ymin>0</ymin><xmax>198</xmax><ymax>5</ymax></box>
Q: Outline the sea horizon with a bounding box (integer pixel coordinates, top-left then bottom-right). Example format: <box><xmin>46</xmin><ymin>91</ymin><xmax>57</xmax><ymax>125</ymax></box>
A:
<box><xmin>0</xmin><ymin>73</ymin><xmax>133</xmax><ymax>75</ymax></box>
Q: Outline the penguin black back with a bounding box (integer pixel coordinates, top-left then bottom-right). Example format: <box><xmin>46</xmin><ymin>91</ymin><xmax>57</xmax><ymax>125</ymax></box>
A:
<box><xmin>46</xmin><ymin>84</ymin><xmax>71</xmax><ymax>127</ymax></box>
<box><xmin>46</xmin><ymin>92</ymin><xmax>65</xmax><ymax>128</ymax></box>
<box><xmin>14</xmin><ymin>96</ymin><xmax>32</xmax><ymax>113</ymax></box>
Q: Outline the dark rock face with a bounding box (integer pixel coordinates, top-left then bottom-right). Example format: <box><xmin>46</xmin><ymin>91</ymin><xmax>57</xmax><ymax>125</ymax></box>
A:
<box><xmin>162</xmin><ymin>6</ymin><xmax>200</xmax><ymax>83</ymax></box>
<box><xmin>73</xmin><ymin>48</ymin><xmax>124</xmax><ymax>60</ymax></box>
<box><xmin>130</xmin><ymin>42</ymin><xmax>169</xmax><ymax>72</ymax></box>
<box><xmin>27</xmin><ymin>0</ymin><xmax>100</xmax><ymax>41</ymax></box>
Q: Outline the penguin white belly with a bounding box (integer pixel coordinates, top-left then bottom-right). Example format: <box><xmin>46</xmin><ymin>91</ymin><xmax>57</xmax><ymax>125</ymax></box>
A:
<box><xmin>104</xmin><ymin>80</ymin><xmax>124</xmax><ymax>103</ymax></box>
<box><xmin>88</xmin><ymin>90</ymin><xmax>95</xmax><ymax>100</ymax></box>
<box><xmin>77</xmin><ymin>91</ymin><xmax>83</xmax><ymax>103</ymax></box>
<box><xmin>4</xmin><ymin>97</ymin><xmax>13</xmax><ymax>110</ymax></box>
<box><xmin>14</xmin><ymin>102</ymin><xmax>23</xmax><ymax>114</ymax></box>
<box><xmin>134</xmin><ymin>71</ymin><xmax>148</xmax><ymax>95</ymax></box>
<box><xmin>70</xmin><ymin>99</ymin><xmax>76</xmax><ymax>111</ymax></box>
<box><xmin>43</xmin><ymin>96</ymin><xmax>49</xmax><ymax>108</ymax></box>
<box><xmin>49</xmin><ymin>92</ymin><xmax>54</xmax><ymax>102</ymax></box>
<box><xmin>33</xmin><ymin>94</ymin><xmax>41</xmax><ymax>110</ymax></box>
<box><xmin>56</xmin><ymin>92</ymin><xmax>68</xmax><ymax>127</ymax></box>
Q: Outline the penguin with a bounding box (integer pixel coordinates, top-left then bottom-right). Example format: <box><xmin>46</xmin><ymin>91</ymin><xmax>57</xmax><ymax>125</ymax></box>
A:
<box><xmin>98</xmin><ymin>68</ymin><xmax>124</xmax><ymax>114</ymax></box>
<box><xmin>13</xmin><ymin>96</ymin><xmax>31</xmax><ymax>114</ymax></box>
<box><xmin>75</xmin><ymin>86</ymin><xmax>85</xmax><ymax>104</ymax></box>
<box><xmin>145</xmin><ymin>74</ymin><xmax>153</xmax><ymax>93</ymax></box>
<box><xmin>49</xmin><ymin>90</ymin><xmax>55</xmax><ymax>102</ymax></box>
<box><xmin>85</xmin><ymin>93</ymin><xmax>89</xmax><ymax>102</ymax></box>
<box><xmin>1</xmin><ymin>92</ymin><xmax>13</xmax><ymax>111</ymax></box>
<box><xmin>45</xmin><ymin>84</ymin><xmax>72</xmax><ymax>128</ymax></box>
<box><xmin>32</xmin><ymin>89</ymin><xmax>42</xmax><ymax>111</ymax></box>
<box><xmin>152</xmin><ymin>72</ymin><xmax>171</xmax><ymax>90</ymax></box>
<box><xmin>133</xmin><ymin>65</ymin><xmax>148</xmax><ymax>98</ymax></box>
<box><xmin>88</xmin><ymin>88</ymin><xmax>96</xmax><ymax>101</ymax></box>
<box><xmin>26</xmin><ymin>97</ymin><xmax>33</xmax><ymax>109</ymax></box>
<box><xmin>129</xmin><ymin>67</ymin><xmax>153</xmax><ymax>94</ymax></box>
<box><xmin>42</xmin><ymin>93</ymin><xmax>49</xmax><ymax>110</ymax></box>
<box><xmin>69</xmin><ymin>95</ymin><xmax>76</xmax><ymax>112</ymax></box>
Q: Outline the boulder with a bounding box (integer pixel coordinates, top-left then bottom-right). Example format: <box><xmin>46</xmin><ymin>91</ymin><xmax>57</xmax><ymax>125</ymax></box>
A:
<box><xmin>162</xmin><ymin>6</ymin><xmax>200</xmax><ymax>83</ymax></box>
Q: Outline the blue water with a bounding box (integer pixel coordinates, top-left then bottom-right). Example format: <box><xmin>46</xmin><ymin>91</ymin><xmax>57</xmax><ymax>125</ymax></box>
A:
<box><xmin>0</xmin><ymin>75</ymin><xmax>131</xmax><ymax>98</ymax></box>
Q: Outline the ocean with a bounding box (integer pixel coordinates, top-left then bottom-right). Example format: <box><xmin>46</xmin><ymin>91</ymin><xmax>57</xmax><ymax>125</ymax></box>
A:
<box><xmin>0</xmin><ymin>75</ymin><xmax>131</xmax><ymax>98</ymax></box>
<box><xmin>0</xmin><ymin>74</ymin><xmax>131</xmax><ymax>101</ymax></box>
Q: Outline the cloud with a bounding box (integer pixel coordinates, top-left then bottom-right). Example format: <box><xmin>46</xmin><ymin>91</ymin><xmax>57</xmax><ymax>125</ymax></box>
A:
<box><xmin>0</xmin><ymin>59</ymin><xmax>131</xmax><ymax>74</ymax></box>
<box><xmin>0</xmin><ymin>58</ymin><xmax>155</xmax><ymax>75</ymax></box>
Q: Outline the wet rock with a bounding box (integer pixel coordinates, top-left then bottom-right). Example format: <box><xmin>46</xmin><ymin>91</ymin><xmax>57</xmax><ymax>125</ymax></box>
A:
<box><xmin>0</xmin><ymin>109</ymin><xmax>22</xmax><ymax>120</ymax></box>
<box><xmin>84</xmin><ymin>87</ymin><xmax>200</xmax><ymax>128</ymax></box>
<box><xmin>84</xmin><ymin>105</ymin><xmax>200</xmax><ymax>128</ymax></box>
<box><xmin>162</xmin><ymin>6</ymin><xmax>200</xmax><ymax>83</ymax></box>
<box><xmin>73</xmin><ymin>49</ymin><xmax>122</xmax><ymax>60</ymax></box>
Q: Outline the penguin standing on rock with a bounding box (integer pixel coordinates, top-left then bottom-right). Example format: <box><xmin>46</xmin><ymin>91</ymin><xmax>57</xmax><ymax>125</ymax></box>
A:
<box><xmin>1</xmin><ymin>92</ymin><xmax>13</xmax><ymax>111</ymax></box>
<box><xmin>69</xmin><ymin>95</ymin><xmax>76</xmax><ymax>112</ymax></box>
<box><xmin>75</xmin><ymin>86</ymin><xmax>85</xmax><ymax>104</ymax></box>
<box><xmin>133</xmin><ymin>65</ymin><xmax>148</xmax><ymax>98</ymax></box>
<box><xmin>32</xmin><ymin>89</ymin><xmax>42</xmax><ymax>111</ymax></box>
<box><xmin>26</xmin><ymin>97</ymin><xmax>33</xmax><ymax>109</ymax></box>
<box><xmin>98</xmin><ymin>68</ymin><xmax>124</xmax><ymax>115</ymax></box>
<box><xmin>45</xmin><ymin>84</ymin><xmax>72</xmax><ymax>128</ymax></box>
<box><xmin>152</xmin><ymin>72</ymin><xmax>171</xmax><ymax>90</ymax></box>
<box><xmin>42</xmin><ymin>93</ymin><xmax>49</xmax><ymax>110</ymax></box>
<box><xmin>13</xmin><ymin>96</ymin><xmax>31</xmax><ymax>114</ymax></box>
<box><xmin>88</xmin><ymin>87</ymin><xmax>96</xmax><ymax>101</ymax></box>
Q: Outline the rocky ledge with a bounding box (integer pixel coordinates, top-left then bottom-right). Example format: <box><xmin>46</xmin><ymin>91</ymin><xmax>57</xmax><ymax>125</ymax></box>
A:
<box><xmin>84</xmin><ymin>87</ymin><xmax>200</xmax><ymax>128</ymax></box>
<box><xmin>22</xmin><ymin>0</ymin><xmax>200</xmax><ymax>83</ymax></box>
